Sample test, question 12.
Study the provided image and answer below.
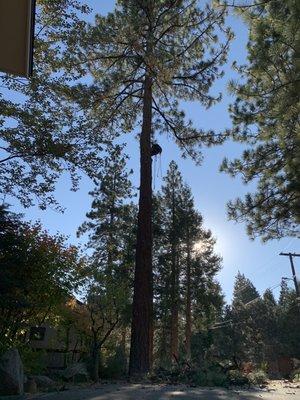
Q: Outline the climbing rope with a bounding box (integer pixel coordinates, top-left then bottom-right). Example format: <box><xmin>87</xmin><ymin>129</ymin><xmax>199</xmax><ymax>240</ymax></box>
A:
<box><xmin>153</xmin><ymin>155</ymin><xmax>157</xmax><ymax>189</ymax></box>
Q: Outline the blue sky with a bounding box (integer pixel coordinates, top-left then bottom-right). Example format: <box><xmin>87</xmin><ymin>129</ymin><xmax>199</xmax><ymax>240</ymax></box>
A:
<box><xmin>9</xmin><ymin>1</ymin><xmax>300</xmax><ymax>302</ymax></box>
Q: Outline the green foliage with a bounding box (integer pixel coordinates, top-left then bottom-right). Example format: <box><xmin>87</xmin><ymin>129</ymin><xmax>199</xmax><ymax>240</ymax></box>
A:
<box><xmin>221</xmin><ymin>0</ymin><xmax>300</xmax><ymax>240</ymax></box>
<box><xmin>190</xmin><ymin>331</ymin><xmax>214</xmax><ymax>365</ymax></box>
<box><xmin>78</xmin><ymin>144</ymin><xmax>136</xmax><ymax>282</ymax></box>
<box><xmin>227</xmin><ymin>370</ymin><xmax>249</xmax><ymax>386</ymax></box>
<box><xmin>248</xmin><ymin>370</ymin><xmax>268</xmax><ymax>385</ymax></box>
<box><xmin>191</xmin><ymin>363</ymin><xmax>228</xmax><ymax>387</ymax></box>
<box><xmin>0</xmin><ymin>205</ymin><xmax>84</xmax><ymax>349</ymax></box>
<box><xmin>60</xmin><ymin>1</ymin><xmax>233</xmax><ymax>162</ymax></box>
<box><xmin>2</xmin><ymin>2</ymin><xmax>233</xmax><ymax>373</ymax></box>
<box><xmin>151</xmin><ymin>362</ymin><xmax>228</xmax><ymax>387</ymax></box>
<box><xmin>19</xmin><ymin>347</ymin><xmax>47</xmax><ymax>375</ymax></box>
<box><xmin>0</xmin><ymin>1</ymin><xmax>114</xmax><ymax>210</ymax></box>
<box><xmin>213</xmin><ymin>275</ymin><xmax>265</xmax><ymax>366</ymax></box>
<box><xmin>152</xmin><ymin>363</ymin><xmax>270</xmax><ymax>388</ymax></box>
<box><xmin>101</xmin><ymin>346</ymin><xmax>127</xmax><ymax>379</ymax></box>
<box><xmin>292</xmin><ymin>369</ymin><xmax>300</xmax><ymax>382</ymax></box>
<box><xmin>205</xmin><ymin>370</ymin><xmax>228</xmax><ymax>387</ymax></box>
<box><xmin>213</xmin><ymin>273</ymin><xmax>300</xmax><ymax>378</ymax></box>
<box><xmin>233</xmin><ymin>272</ymin><xmax>260</xmax><ymax>306</ymax></box>
<box><xmin>154</xmin><ymin>162</ymin><xmax>223</xmax><ymax>366</ymax></box>
<box><xmin>76</xmin><ymin>147</ymin><xmax>136</xmax><ymax>380</ymax></box>
<box><xmin>277</xmin><ymin>281</ymin><xmax>300</xmax><ymax>358</ymax></box>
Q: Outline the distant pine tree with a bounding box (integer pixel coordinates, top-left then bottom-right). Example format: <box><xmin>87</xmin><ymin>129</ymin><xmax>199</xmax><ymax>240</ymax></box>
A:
<box><xmin>155</xmin><ymin>161</ymin><xmax>223</xmax><ymax>366</ymax></box>
<box><xmin>233</xmin><ymin>272</ymin><xmax>260</xmax><ymax>306</ymax></box>
<box><xmin>77</xmin><ymin>145</ymin><xmax>136</xmax><ymax>380</ymax></box>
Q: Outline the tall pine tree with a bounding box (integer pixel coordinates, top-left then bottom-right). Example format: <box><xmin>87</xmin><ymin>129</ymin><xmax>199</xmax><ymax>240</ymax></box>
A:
<box><xmin>154</xmin><ymin>161</ymin><xmax>222</xmax><ymax>366</ymax></box>
<box><xmin>63</xmin><ymin>0</ymin><xmax>232</xmax><ymax>374</ymax></box>
<box><xmin>77</xmin><ymin>145</ymin><xmax>136</xmax><ymax>380</ymax></box>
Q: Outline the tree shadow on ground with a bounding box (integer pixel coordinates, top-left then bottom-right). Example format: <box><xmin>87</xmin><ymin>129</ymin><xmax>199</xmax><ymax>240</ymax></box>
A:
<box><xmin>32</xmin><ymin>384</ymin><xmax>282</xmax><ymax>400</ymax></box>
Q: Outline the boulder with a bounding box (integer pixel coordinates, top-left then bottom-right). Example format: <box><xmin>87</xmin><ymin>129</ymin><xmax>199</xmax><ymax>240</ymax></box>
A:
<box><xmin>24</xmin><ymin>377</ymin><xmax>37</xmax><ymax>394</ymax></box>
<box><xmin>292</xmin><ymin>358</ymin><xmax>300</xmax><ymax>369</ymax></box>
<box><xmin>0</xmin><ymin>348</ymin><xmax>24</xmax><ymax>395</ymax></box>
<box><xmin>32</xmin><ymin>375</ymin><xmax>56</xmax><ymax>390</ymax></box>
<box><xmin>61</xmin><ymin>362</ymin><xmax>88</xmax><ymax>382</ymax></box>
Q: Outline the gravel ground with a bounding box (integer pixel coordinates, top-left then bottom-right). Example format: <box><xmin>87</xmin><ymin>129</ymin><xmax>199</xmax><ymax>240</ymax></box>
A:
<box><xmin>28</xmin><ymin>381</ymin><xmax>300</xmax><ymax>400</ymax></box>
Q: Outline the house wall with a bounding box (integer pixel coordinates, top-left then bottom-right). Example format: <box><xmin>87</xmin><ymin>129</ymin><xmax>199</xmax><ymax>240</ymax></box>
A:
<box><xmin>28</xmin><ymin>323</ymin><xmax>85</xmax><ymax>369</ymax></box>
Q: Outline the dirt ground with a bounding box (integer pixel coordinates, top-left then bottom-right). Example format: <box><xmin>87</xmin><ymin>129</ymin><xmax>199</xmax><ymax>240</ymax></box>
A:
<box><xmin>29</xmin><ymin>381</ymin><xmax>300</xmax><ymax>400</ymax></box>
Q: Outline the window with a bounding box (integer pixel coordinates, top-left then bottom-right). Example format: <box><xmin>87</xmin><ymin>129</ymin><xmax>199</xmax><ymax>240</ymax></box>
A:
<box><xmin>29</xmin><ymin>327</ymin><xmax>46</xmax><ymax>341</ymax></box>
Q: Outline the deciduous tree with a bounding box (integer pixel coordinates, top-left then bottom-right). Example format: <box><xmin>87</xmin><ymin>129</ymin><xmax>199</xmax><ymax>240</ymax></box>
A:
<box><xmin>0</xmin><ymin>0</ymin><xmax>113</xmax><ymax>210</ymax></box>
<box><xmin>0</xmin><ymin>205</ymin><xmax>83</xmax><ymax>350</ymax></box>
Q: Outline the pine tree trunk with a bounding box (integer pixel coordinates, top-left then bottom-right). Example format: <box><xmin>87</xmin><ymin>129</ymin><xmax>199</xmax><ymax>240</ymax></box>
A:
<box><xmin>129</xmin><ymin>74</ymin><xmax>153</xmax><ymax>375</ymax></box>
<box><xmin>185</xmin><ymin>231</ymin><xmax>192</xmax><ymax>360</ymax></box>
<box><xmin>170</xmin><ymin>188</ymin><xmax>179</xmax><ymax>363</ymax></box>
<box><xmin>160</xmin><ymin>315</ymin><xmax>169</xmax><ymax>366</ymax></box>
<box><xmin>107</xmin><ymin>194</ymin><xmax>115</xmax><ymax>276</ymax></box>
<box><xmin>121</xmin><ymin>326</ymin><xmax>127</xmax><ymax>374</ymax></box>
<box><xmin>170</xmin><ymin>251</ymin><xmax>179</xmax><ymax>363</ymax></box>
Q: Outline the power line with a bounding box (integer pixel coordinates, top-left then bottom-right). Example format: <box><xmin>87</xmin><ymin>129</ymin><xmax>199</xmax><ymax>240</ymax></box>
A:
<box><xmin>210</xmin><ymin>282</ymin><xmax>282</xmax><ymax>330</ymax></box>
<box><xmin>279</xmin><ymin>252</ymin><xmax>300</xmax><ymax>298</ymax></box>
<box><xmin>233</xmin><ymin>260</ymin><xmax>286</xmax><ymax>296</ymax></box>
<box><xmin>233</xmin><ymin>238</ymin><xmax>297</xmax><ymax>296</ymax></box>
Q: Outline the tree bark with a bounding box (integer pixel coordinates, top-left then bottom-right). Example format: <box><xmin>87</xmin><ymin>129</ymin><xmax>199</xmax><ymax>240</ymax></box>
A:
<box><xmin>170</xmin><ymin>188</ymin><xmax>179</xmax><ymax>363</ymax></box>
<box><xmin>185</xmin><ymin>229</ymin><xmax>192</xmax><ymax>360</ymax></box>
<box><xmin>129</xmin><ymin>74</ymin><xmax>153</xmax><ymax>375</ymax></box>
<box><xmin>91</xmin><ymin>343</ymin><xmax>100</xmax><ymax>382</ymax></box>
<box><xmin>121</xmin><ymin>325</ymin><xmax>127</xmax><ymax>368</ymax></box>
<box><xmin>170</xmin><ymin>251</ymin><xmax>179</xmax><ymax>363</ymax></box>
<box><xmin>64</xmin><ymin>326</ymin><xmax>71</xmax><ymax>368</ymax></box>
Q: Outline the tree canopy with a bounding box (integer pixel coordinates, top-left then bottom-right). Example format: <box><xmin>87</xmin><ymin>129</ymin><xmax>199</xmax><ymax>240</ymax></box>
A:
<box><xmin>221</xmin><ymin>0</ymin><xmax>300</xmax><ymax>240</ymax></box>
<box><xmin>0</xmin><ymin>0</ymin><xmax>113</xmax><ymax>210</ymax></box>
<box><xmin>0</xmin><ymin>205</ymin><xmax>84</xmax><ymax>350</ymax></box>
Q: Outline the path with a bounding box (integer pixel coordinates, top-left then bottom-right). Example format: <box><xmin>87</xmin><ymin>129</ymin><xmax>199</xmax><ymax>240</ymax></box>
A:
<box><xmin>30</xmin><ymin>383</ymin><xmax>300</xmax><ymax>400</ymax></box>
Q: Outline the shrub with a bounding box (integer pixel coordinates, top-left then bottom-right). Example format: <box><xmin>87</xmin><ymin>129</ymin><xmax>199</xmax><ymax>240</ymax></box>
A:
<box><xmin>292</xmin><ymin>369</ymin><xmax>300</xmax><ymax>382</ymax></box>
<box><xmin>227</xmin><ymin>369</ymin><xmax>249</xmax><ymax>386</ymax></box>
<box><xmin>182</xmin><ymin>362</ymin><xmax>229</xmax><ymax>387</ymax></box>
<box><xmin>191</xmin><ymin>370</ymin><xmax>207</xmax><ymax>386</ymax></box>
<box><xmin>101</xmin><ymin>347</ymin><xmax>127</xmax><ymax>379</ymax></box>
<box><xmin>248</xmin><ymin>370</ymin><xmax>268</xmax><ymax>385</ymax></box>
<box><xmin>259</xmin><ymin>362</ymin><xmax>268</xmax><ymax>373</ymax></box>
<box><xmin>19</xmin><ymin>347</ymin><xmax>47</xmax><ymax>375</ymax></box>
<box><xmin>206</xmin><ymin>371</ymin><xmax>228</xmax><ymax>387</ymax></box>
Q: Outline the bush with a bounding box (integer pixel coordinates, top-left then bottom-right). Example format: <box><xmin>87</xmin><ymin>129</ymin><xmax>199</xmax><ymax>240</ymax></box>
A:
<box><xmin>259</xmin><ymin>362</ymin><xmax>268</xmax><ymax>373</ymax></box>
<box><xmin>152</xmin><ymin>362</ymin><xmax>229</xmax><ymax>387</ymax></box>
<box><xmin>248</xmin><ymin>370</ymin><xmax>268</xmax><ymax>385</ymax></box>
<box><xmin>227</xmin><ymin>370</ymin><xmax>249</xmax><ymax>386</ymax></box>
<box><xmin>206</xmin><ymin>371</ymin><xmax>228</xmax><ymax>387</ymax></box>
<box><xmin>19</xmin><ymin>347</ymin><xmax>47</xmax><ymax>375</ymax></box>
<box><xmin>151</xmin><ymin>363</ymin><xmax>269</xmax><ymax>388</ymax></box>
<box><xmin>190</xmin><ymin>370</ymin><xmax>207</xmax><ymax>386</ymax></box>
<box><xmin>101</xmin><ymin>346</ymin><xmax>127</xmax><ymax>379</ymax></box>
<box><xmin>292</xmin><ymin>369</ymin><xmax>300</xmax><ymax>382</ymax></box>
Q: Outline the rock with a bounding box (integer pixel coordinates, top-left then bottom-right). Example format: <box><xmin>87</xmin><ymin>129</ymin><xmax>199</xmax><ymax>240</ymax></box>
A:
<box><xmin>292</xmin><ymin>358</ymin><xmax>300</xmax><ymax>369</ymax></box>
<box><xmin>24</xmin><ymin>377</ymin><xmax>37</xmax><ymax>394</ymax></box>
<box><xmin>61</xmin><ymin>362</ymin><xmax>88</xmax><ymax>381</ymax></box>
<box><xmin>32</xmin><ymin>375</ymin><xmax>56</xmax><ymax>389</ymax></box>
<box><xmin>58</xmin><ymin>385</ymin><xmax>69</xmax><ymax>391</ymax></box>
<box><xmin>0</xmin><ymin>348</ymin><xmax>24</xmax><ymax>395</ymax></box>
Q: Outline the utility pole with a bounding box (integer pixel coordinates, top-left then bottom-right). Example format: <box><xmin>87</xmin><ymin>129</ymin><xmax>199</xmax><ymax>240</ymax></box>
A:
<box><xmin>279</xmin><ymin>252</ymin><xmax>300</xmax><ymax>298</ymax></box>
